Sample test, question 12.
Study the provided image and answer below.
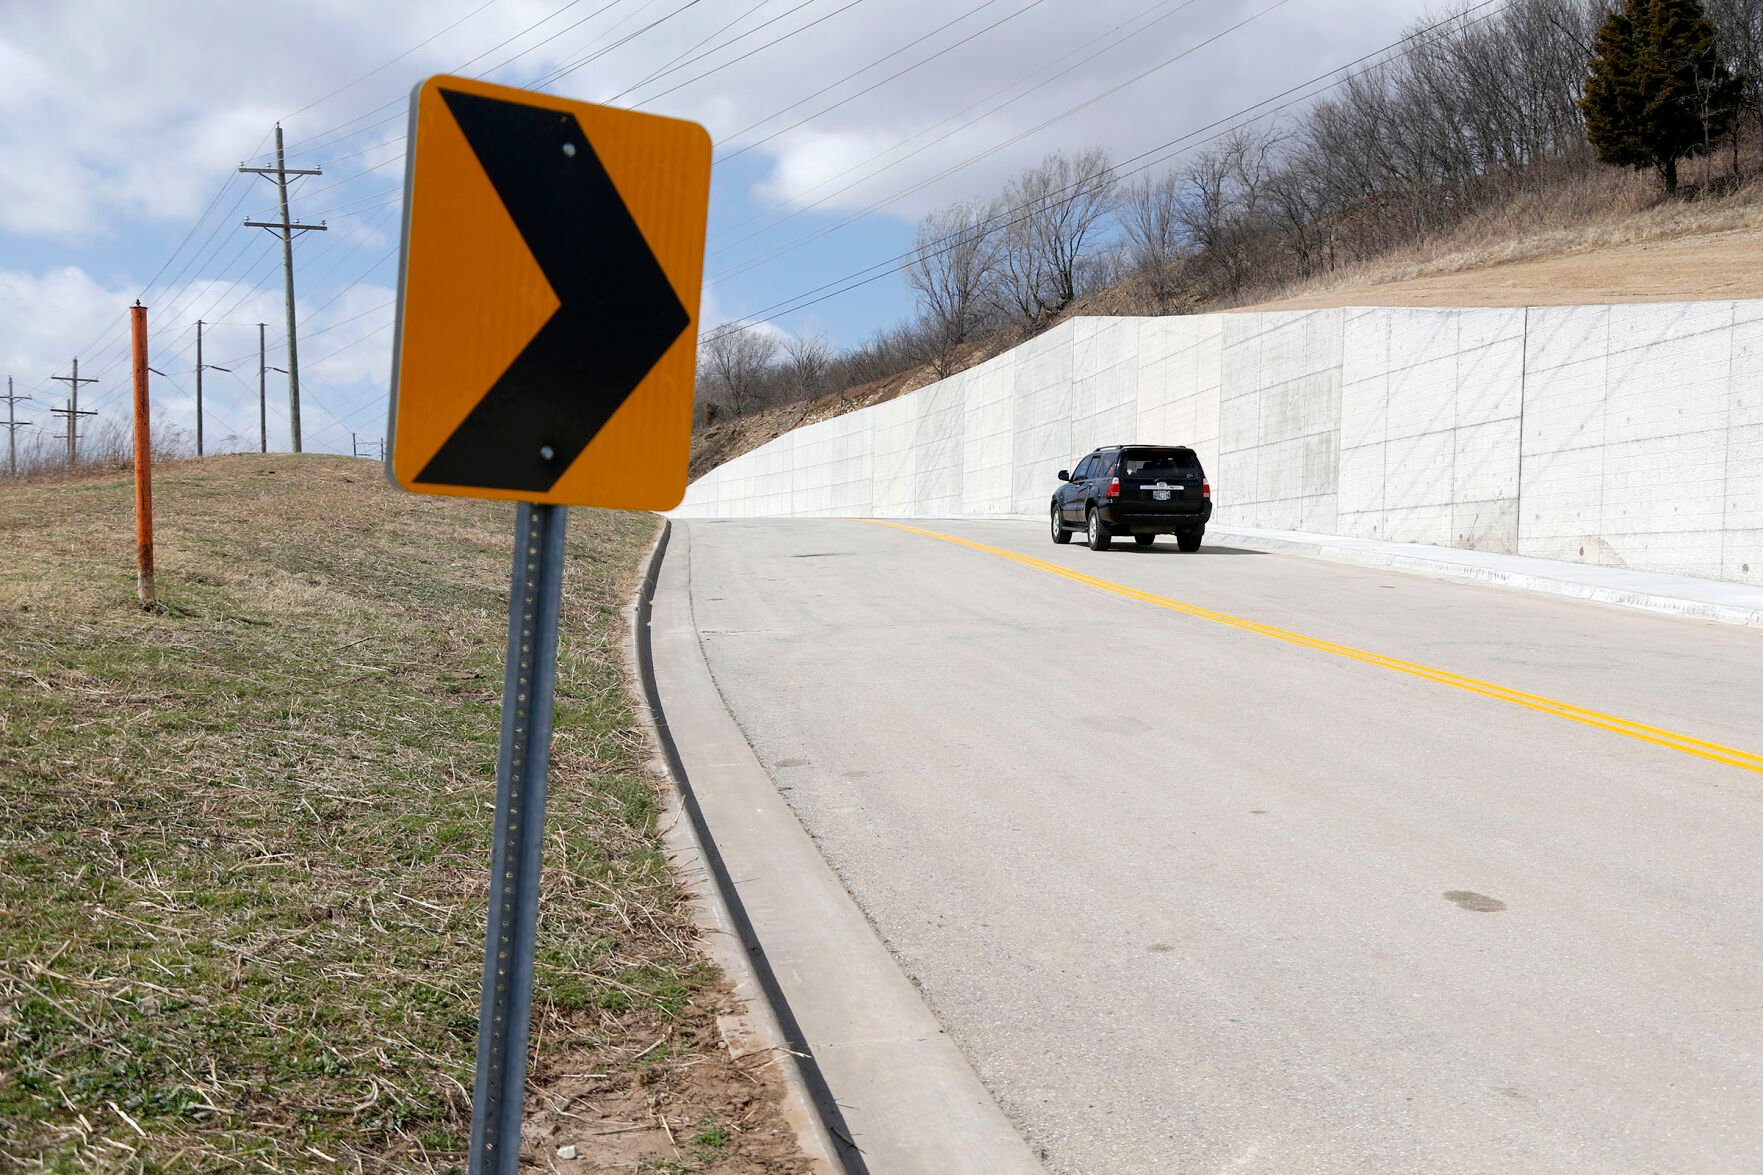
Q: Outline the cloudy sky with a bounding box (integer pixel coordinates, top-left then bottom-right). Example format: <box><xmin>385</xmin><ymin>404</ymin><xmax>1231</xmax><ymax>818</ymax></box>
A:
<box><xmin>0</xmin><ymin>0</ymin><xmax>1434</xmax><ymax>458</ymax></box>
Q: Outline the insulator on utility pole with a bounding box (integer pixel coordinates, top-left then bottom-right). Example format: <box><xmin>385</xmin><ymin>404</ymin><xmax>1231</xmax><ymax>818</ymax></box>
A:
<box><xmin>241</xmin><ymin>124</ymin><xmax>325</xmax><ymax>454</ymax></box>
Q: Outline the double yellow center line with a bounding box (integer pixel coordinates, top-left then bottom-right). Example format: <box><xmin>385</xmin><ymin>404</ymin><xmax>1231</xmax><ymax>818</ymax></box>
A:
<box><xmin>872</xmin><ymin>520</ymin><xmax>1763</xmax><ymax>776</ymax></box>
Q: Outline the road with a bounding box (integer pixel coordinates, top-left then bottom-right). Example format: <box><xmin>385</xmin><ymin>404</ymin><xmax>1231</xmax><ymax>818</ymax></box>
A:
<box><xmin>676</xmin><ymin>517</ymin><xmax>1763</xmax><ymax>1174</ymax></box>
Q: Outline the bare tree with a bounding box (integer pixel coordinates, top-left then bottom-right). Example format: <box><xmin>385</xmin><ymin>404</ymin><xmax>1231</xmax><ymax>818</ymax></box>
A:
<box><xmin>1707</xmin><ymin>0</ymin><xmax>1763</xmax><ymax>172</ymax></box>
<box><xmin>828</xmin><ymin>323</ymin><xmax>934</xmax><ymax>389</ymax></box>
<box><xmin>989</xmin><ymin>149</ymin><xmax>1117</xmax><ymax>328</ymax></box>
<box><xmin>1119</xmin><ymin>168</ymin><xmax>1187</xmax><ymax>309</ymax></box>
<box><xmin>781</xmin><ymin>331</ymin><xmax>834</xmax><ymax>403</ymax></box>
<box><xmin>698</xmin><ymin>324</ymin><xmax>780</xmax><ymax>418</ymax></box>
<box><xmin>1176</xmin><ymin>126</ymin><xmax>1284</xmax><ymax>297</ymax></box>
<box><xmin>904</xmin><ymin>200</ymin><xmax>1002</xmax><ymax>374</ymax></box>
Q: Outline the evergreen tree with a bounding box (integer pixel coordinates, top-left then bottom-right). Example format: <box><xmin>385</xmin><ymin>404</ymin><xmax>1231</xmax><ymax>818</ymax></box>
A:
<box><xmin>1582</xmin><ymin>0</ymin><xmax>1742</xmax><ymax>193</ymax></box>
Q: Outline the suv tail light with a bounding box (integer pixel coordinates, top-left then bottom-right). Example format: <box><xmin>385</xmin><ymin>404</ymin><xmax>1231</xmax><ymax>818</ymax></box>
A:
<box><xmin>1107</xmin><ymin>476</ymin><xmax>1120</xmax><ymax>498</ymax></box>
<box><xmin>1202</xmin><ymin>481</ymin><xmax>1211</xmax><ymax>498</ymax></box>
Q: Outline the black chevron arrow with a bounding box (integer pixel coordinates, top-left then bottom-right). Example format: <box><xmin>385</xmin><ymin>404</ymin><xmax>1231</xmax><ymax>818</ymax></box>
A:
<box><xmin>415</xmin><ymin>89</ymin><xmax>690</xmax><ymax>492</ymax></box>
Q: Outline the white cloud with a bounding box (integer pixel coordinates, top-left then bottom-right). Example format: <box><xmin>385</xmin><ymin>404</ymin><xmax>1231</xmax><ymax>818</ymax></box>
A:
<box><xmin>0</xmin><ymin>0</ymin><xmax>1443</xmax><ymax>391</ymax></box>
<box><xmin>2</xmin><ymin>0</ymin><xmax>1442</xmax><ymax>241</ymax></box>
<box><xmin>0</xmin><ymin>266</ymin><xmax>134</xmax><ymax>395</ymax></box>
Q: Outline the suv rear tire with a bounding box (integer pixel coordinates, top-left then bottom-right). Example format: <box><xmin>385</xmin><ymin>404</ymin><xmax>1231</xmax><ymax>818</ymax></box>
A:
<box><xmin>1050</xmin><ymin>504</ymin><xmax>1072</xmax><ymax>545</ymax></box>
<box><xmin>1087</xmin><ymin>508</ymin><xmax>1111</xmax><ymax>551</ymax></box>
<box><xmin>1177</xmin><ymin>529</ymin><xmax>1203</xmax><ymax>552</ymax></box>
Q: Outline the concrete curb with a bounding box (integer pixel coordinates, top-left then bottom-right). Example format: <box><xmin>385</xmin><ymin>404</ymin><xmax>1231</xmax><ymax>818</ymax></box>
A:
<box><xmin>1206</xmin><ymin>526</ymin><xmax>1763</xmax><ymax>628</ymax></box>
<box><xmin>642</xmin><ymin>521</ymin><xmax>1047</xmax><ymax>1175</ymax></box>
<box><xmin>624</xmin><ymin>520</ymin><xmax>842</xmax><ymax>1174</ymax></box>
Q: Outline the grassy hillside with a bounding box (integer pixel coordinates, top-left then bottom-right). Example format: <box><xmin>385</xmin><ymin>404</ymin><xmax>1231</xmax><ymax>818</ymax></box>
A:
<box><xmin>0</xmin><ymin>455</ymin><xmax>805</xmax><ymax>1173</ymax></box>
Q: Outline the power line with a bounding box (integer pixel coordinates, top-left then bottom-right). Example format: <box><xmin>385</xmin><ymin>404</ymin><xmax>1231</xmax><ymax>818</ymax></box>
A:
<box><xmin>293</xmin><ymin>0</ymin><xmax>714</xmax><ymax>204</ymax></box>
<box><xmin>73</xmin><ymin>1</ymin><xmax>637</xmax><ymax>412</ymax></box>
<box><xmin>712</xmin><ymin>0</ymin><xmax>1293</xmax><ymax>284</ymax></box>
<box><xmin>708</xmin><ymin>0</ymin><xmax>1196</xmax><ymax>251</ymax></box>
<box><xmin>268</xmin><ymin>0</ymin><xmax>630</xmax><ymax>167</ymax></box>
<box><xmin>627</xmin><ymin>0</ymin><xmax>867</xmax><ymax>104</ymax></box>
<box><xmin>715</xmin><ymin>0</ymin><xmax>1045</xmax><ymax>163</ymax></box>
<box><xmin>291</xmin><ymin>0</ymin><xmax>1024</xmax><ymax>239</ymax></box>
<box><xmin>708</xmin><ymin>0</ymin><xmax>1513</xmax><ymax>335</ymax></box>
<box><xmin>605</xmin><ymin>0</ymin><xmax>779</xmax><ymax>98</ymax></box>
<box><xmin>283</xmin><ymin>0</ymin><xmax>507</xmax><ymax>120</ymax></box>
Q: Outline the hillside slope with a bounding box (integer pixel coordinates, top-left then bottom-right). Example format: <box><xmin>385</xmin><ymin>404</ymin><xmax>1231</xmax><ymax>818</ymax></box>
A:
<box><xmin>691</xmin><ymin>191</ymin><xmax>1763</xmax><ymax>479</ymax></box>
<box><xmin>0</xmin><ymin>455</ymin><xmax>807</xmax><ymax>1172</ymax></box>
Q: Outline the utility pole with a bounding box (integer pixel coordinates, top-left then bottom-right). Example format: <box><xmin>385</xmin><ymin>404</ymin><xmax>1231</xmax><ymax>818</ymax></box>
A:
<box><xmin>49</xmin><ymin>359</ymin><xmax>99</xmax><ymax>467</ymax></box>
<box><xmin>194</xmin><ymin>320</ymin><xmax>231</xmax><ymax>457</ymax></box>
<box><xmin>2</xmin><ymin>378</ymin><xmax>31</xmax><ymax>477</ymax></box>
<box><xmin>241</xmin><ymin>124</ymin><xmax>325</xmax><ymax>454</ymax></box>
<box><xmin>50</xmin><ymin>400</ymin><xmax>97</xmax><ymax>465</ymax></box>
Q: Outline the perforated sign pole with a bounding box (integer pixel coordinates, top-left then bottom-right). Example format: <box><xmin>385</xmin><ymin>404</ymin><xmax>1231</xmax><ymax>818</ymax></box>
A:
<box><xmin>470</xmin><ymin>501</ymin><xmax>567</xmax><ymax>1175</ymax></box>
<box><xmin>387</xmin><ymin>73</ymin><xmax>710</xmax><ymax>1175</ymax></box>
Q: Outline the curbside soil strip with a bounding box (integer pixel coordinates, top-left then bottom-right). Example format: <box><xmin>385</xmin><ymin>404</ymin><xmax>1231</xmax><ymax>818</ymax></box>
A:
<box><xmin>625</xmin><ymin>519</ymin><xmax>843</xmax><ymax>1174</ymax></box>
<box><xmin>640</xmin><ymin>521</ymin><xmax>1048</xmax><ymax>1175</ymax></box>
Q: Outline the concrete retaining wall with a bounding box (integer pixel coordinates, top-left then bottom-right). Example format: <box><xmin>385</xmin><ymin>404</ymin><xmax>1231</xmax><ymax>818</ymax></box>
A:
<box><xmin>673</xmin><ymin>302</ymin><xmax>1763</xmax><ymax>586</ymax></box>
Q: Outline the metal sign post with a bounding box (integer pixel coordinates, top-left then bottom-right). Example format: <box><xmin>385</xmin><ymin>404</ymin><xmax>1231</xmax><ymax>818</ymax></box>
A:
<box><xmin>386</xmin><ymin>73</ymin><xmax>711</xmax><ymax>1175</ymax></box>
<box><xmin>470</xmin><ymin>502</ymin><xmax>567</xmax><ymax>1174</ymax></box>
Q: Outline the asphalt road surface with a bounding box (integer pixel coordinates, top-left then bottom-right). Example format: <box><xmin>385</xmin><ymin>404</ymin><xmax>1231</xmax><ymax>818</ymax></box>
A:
<box><xmin>678</xmin><ymin>517</ymin><xmax>1763</xmax><ymax>1175</ymax></box>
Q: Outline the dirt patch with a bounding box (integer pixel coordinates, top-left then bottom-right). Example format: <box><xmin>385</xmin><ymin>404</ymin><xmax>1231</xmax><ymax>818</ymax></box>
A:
<box><xmin>525</xmin><ymin>1009</ymin><xmax>807</xmax><ymax>1172</ymax></box>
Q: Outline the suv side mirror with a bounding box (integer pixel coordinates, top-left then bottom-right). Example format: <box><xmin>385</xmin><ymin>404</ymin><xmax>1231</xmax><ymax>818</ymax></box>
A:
<box><xmin>1057</xmin><ymin>469</ymin><xmax>1070</xmax><ymax>482</ymax></box>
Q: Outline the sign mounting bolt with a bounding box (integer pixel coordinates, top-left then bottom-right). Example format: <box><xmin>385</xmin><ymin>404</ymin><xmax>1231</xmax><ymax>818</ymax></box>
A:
<box><xmin>561</xmin><ymin>143</ymin><xmax>576</xmax><ymax>158</ymax></box>
<box><xmin>539</xmin><ymin>445</ymin><xmax>555</xmax><ymax>461</ymax></box>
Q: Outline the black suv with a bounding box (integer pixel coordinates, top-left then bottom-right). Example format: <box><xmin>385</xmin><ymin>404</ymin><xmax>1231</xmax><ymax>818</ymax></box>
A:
<box><xmin>1051</xmin><ymin>445</ymin><xmax>1211</xmax><ymax>551</ymax></box>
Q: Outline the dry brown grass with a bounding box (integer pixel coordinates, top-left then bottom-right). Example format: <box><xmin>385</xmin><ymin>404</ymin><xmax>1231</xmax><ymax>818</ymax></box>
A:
<box><xmin>1236</xmin><ymin>166</ymin><xmax>1763</xmax><ymax>310</ymax></box>
<box><xmin>0</xmin><ymin>454</ymin><xmax>809</xmax><ymax>1173</ymax></box>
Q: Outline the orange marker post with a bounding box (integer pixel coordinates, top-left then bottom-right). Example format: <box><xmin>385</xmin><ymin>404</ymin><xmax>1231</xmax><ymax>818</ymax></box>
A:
<box><xmin>130</xmin><ymin>302</ymin><xmax>155</xmax><ymax>608</ymax></box>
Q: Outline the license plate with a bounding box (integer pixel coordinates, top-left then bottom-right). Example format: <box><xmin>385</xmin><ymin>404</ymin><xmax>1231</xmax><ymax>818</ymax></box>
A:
<box><xmin>1152</xmin><ymin>489</ymin><xmax>1172</xmax><ymax>501</ymax></box>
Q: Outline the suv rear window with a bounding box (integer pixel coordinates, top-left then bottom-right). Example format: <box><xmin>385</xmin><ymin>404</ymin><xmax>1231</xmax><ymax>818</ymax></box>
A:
<box><xmin>1121</xmin><ymin>449</ymin><xmax>1201</xmax><ymax>480</ymax></box>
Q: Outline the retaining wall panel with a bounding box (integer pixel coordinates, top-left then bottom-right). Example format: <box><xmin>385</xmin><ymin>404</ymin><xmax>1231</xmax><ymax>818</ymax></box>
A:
<box><xmin>1452</xmin><ymin>418</ymin><xmax>1521</xmax><ymax>507</ymax></box>
<box><xmin>1453</xmin><ymin>497</ymin><xmax>1518</xmax><ymax>552</ymax></box>
<box><xmin>1723</xmin><ymin>527</ymin><xmax>1763</xmax><ymax>583</ymax></box>
<box><xmin>1337</xmin><ymin>443</ymin><xmax>1386</xmax><ymax>538</ymax></box>
<box><xmin>1600</xmin><ymin>528</ymin><xmax>1725</xmax><ymax>578</ymax></box>
<box><xmin>1010</xmin><ymin>326</ymin><xmax>1075</xmax><ymax>512</ymax></box>
<box><xmin>1384</xmin><ymin>431</ymin><xmax>1454</xmax><ymax>507</ymax></box>
<box><xmin>1070</xmin><ymin>320</ymin><xmax>1139</xmax><ymax>456</ymax></box>
<box><xmin>1600</xmin><ymin>432</ymin><xmax>1728</xmax><ymax>538</ymax></box>
<box><xmin>1381</xmin><ymin>502</ymin><xmax>1454</xmax><ymax>547</ymax></box>
<box><xmin>915</xmin><ymin>374</ymin><xmax>967</xmax><ymax>515</ymax></box>
<box><xmin>1457</xmin><ymin>306</ymin><xmax>1527</xmax><ymax>353</ymax></box>
<box><xmin>1527</xmin><ymin>305</ymin><xmax>1610</xmax><ymax>373</ymax></box>
<box><xmin>962</xmin><ymin>357</ymin><xmax>1016</xmax><ymax>515</ymax></box>
<box><xmin>1520</xmin><ymin>444</ymin><xmax>1606</xmax><ymax>541</ymax></box>
<box><xmin>872</xmin><ymin>395</ymin><xmax>919</xmax><ymax>518</ymax></box>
